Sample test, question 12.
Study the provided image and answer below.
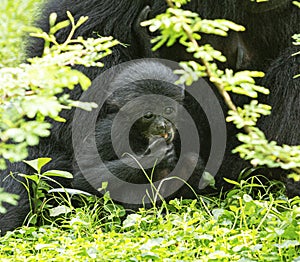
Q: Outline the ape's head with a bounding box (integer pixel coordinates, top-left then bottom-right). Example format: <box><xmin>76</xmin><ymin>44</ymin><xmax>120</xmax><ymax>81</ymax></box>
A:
<box><xmin>127</xmin><ymin>78</ymin><xmax>182</xmax><ymax>152</ymax></box>
<box><xmin>105</xmin><ymin>60</ymin><xmax>185</xmax><ymax>154</ymax></box>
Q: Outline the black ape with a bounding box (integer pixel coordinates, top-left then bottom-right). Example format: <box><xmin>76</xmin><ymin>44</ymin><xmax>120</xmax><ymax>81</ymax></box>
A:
<box><xmin>210</xmin><ymin>2</ymin><xmax>300</xmax><ymax>189</ymax></box>
<box><xmin>257</xmin><ymin>46</ymin><xmax>300</xmax><ymax>197</ymax></box>
<box><xmin>24</xmin><ymin>0</ymin><xmax>299</xmax><ymax>177</ymax></box>
<box><xmin>71</xmin><ymin>60</ymin><xmax>203</xmax><ymax>207</ymax></box>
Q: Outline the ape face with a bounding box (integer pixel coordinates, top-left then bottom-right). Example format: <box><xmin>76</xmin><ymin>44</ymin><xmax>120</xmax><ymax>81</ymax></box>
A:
<box><xmin>136</xmin><ymin>110</ymin><xmax>176</xmax><ymax>143</ymax></box>
<box><xmin>102</xmin><ymin>69</ymin><xmax>184</xmax><ymax>157</ymax></box>
<box><xmin>129</xmin><ymin>107</ymin><xmax>177</xmax><ymax>156</ymax></box>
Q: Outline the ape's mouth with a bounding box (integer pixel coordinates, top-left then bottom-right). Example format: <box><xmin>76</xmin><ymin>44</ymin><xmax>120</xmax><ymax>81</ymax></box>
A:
<box><xmin>161</xmin><ymin>130</ymin><xmax>175</xmax><ymax>144</ymax></box>
<box><xmin>161</xmin><ymin>133</ymin><xmax>169</xmax><ymax>139</ymax></box>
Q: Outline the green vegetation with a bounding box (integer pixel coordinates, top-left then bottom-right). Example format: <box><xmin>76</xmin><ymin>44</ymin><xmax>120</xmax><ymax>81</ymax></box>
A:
<box><xmin>1</xmin><ymin>177</ymin><xmax>300</xmax><ymax>261</ymax></box>
<box><xmin>0</xmin><ymin>0</ymin><xmax>300</xmax><ymax>261</ymax></box>
<box><xmin>0</xmin><ymin>0</ymin><xmax>39</xmax><ymax>67</ymax></box>
<box><xmin>0</xmin><ymin>8</ymin><xmax>118</xmax><ymax>169</ymax></box>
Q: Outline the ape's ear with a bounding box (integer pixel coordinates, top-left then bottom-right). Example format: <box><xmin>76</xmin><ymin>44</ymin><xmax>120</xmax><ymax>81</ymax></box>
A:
<box><xmin>242</xmin><ymin>0</ymin><xmax>290</xmax><ymax>13</ymax></box>
<box><xmin>134</xmin><ymin>5</ymin><xmax>155</xmax><ymax>57</ymax></box>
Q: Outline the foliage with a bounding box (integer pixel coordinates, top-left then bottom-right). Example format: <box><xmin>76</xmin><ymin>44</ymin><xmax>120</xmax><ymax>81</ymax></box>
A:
<box><xmin>0</xmin><ymin>176</ymin><xmax>300</xmax><ymax>261</ymax></box>
<box><xmin>0</xmin><ymin>12</ymin><xmax>119</xmax><ymax>169</ymax></box>
<box><xmin>143</xmin><ymin>0</ymin><xmax>300</xmax><ymax>180</ymax></box>
<box><xmin>0</xmin><ymin>0</ymin><xmax>40</xmax><ymax>67</ymax></box>
<box><xmin>0</xmin><ymin>0</ymin><xmax>39</xmax><ymax>214</ymax></box>
<box><xmin>0</xmin><ymin>2</ymin><xmax>118</xmax><ymax>214</ymax></box>
<box><xmin>0</xmin><ymin>188</ymin><xmax>19</xmax><ymax>214</ymax></box>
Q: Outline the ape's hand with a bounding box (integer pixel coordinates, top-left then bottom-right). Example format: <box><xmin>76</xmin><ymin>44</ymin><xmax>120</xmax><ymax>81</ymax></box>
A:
<box><xmin>139</xmin><ymin>136</ymin><xmax>176</xmax><ymax>170</ymax></box>
<box><xmin>144</xmin><ymin>137</ymin><xmax>173</xmax><ymax>157</ymax></box>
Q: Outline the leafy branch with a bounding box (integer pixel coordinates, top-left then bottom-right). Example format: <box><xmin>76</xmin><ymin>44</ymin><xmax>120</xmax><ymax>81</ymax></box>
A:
<box><xmin>142</xmin><ymin>0</ymin><xmax>300</xmax><ymax>179</ymax></box>
<box><xmin>0</xmin><ymin>12</ymin><xmax>119</xmax><ymax>168</ymax></box>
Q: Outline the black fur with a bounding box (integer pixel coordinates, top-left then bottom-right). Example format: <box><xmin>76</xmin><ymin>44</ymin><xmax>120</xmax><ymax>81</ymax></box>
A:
<box><xmin>1</xmin><ymin>0</ymin><xmax>299</xmax><ymax>234</ymax></box>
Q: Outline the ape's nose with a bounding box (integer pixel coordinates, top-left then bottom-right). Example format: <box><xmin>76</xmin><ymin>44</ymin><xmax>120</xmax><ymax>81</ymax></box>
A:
<box><xmin>156</xmin><ymin>122</ymin><xmax>166</xmax><ymax>133</ymax></box>
<box><xmin>154</xmin><ymin>120</ymin><xmax>174</xmax><ymax>143</ymax></box>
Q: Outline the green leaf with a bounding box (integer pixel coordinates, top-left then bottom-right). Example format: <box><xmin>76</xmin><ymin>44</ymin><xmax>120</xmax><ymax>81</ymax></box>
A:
<box><xmin>43</xmin><ymin>170</ymin><xmax>73</xmax><ymax>179</ymax></box>
<box><xmin>224</xmin><ymin>177</ymin><xmax>241</xmax><ymax>187</ymax></box>
<box><xmin>49</xmin><ymin>205</ymin><xmax>72</xmax><ymax>217</ymax></box>
<box><xmin>23</xmin><ymin>158</ymin><xmax>52</xmax><ymax>173</ymax></box>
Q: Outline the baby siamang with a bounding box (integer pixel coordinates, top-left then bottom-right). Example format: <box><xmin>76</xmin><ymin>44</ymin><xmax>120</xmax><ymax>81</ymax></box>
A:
<box><xmin>0</xmin><ymin>60</ymin><xmax>204</xmax><ymax>234</ymax></box>
<box><xmin>71</xmin><ymin>60</ymin><xmax>204</xmax><ymax>207</ymax></box>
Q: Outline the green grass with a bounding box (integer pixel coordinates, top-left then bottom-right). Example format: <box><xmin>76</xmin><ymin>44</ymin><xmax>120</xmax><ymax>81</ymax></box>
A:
<box><xmin>1</xmin><ymin>177</ymin><xmax>300</xmax><ymax>261</ymax></box>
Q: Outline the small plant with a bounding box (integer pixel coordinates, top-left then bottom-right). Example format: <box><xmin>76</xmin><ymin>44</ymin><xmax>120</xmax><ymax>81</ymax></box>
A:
<box><xmin>2</xmin><ymin>157</ymin><xmax>127</xmax><ymax>234</ymax></box>
<box><xmin>13</xmin><ymin>158</ymin><xmax>73</xmax><ymax>226</ymax></box>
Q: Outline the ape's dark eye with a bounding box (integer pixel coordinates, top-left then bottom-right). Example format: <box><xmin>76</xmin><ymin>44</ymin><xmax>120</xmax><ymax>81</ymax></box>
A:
<box><xmin>143</xmin><ymin>111</ymin><xmax>154</xmax><ymax>120</ymax></box>
<box><xmin>164</xmin><ymin>106</ymin><xmax>174</xmax><ymax>115</ymax></box>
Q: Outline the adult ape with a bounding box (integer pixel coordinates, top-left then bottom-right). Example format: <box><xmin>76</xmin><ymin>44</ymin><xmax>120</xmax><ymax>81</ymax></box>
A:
<box><xmin>22</xmin><ymin>0</ymin><xmax>235</xmax><ymax>195</ymax></box>
<box><xmin>25</xmin><ymin>0</ymin><xmax>299</xmax><ymax>167</ymax></box>
<box><xmin>0</xmin><ymin>60</ymin><xmax>204</xmax><ymax>234</ymax></box>
<box><xmin>158</xmin><ymin>0</ymin><xmax>300</xmax><ymax>192</ymax></box>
